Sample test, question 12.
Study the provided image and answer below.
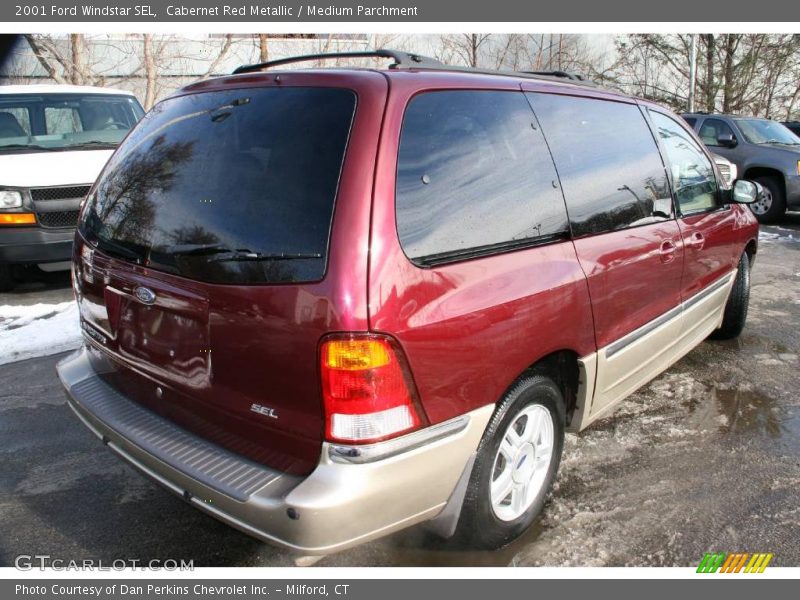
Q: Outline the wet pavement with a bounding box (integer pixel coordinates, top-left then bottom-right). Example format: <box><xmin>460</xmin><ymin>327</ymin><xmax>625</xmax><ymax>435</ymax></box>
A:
<box><xmin>0</xmin><ymin>266</ymin><xmax>72</xmax><ymax>307</ymax></box>
<box><xmin>1</xmin><ymin>215</ymin><xmax>798</xmax><ymax>568</ymax></box>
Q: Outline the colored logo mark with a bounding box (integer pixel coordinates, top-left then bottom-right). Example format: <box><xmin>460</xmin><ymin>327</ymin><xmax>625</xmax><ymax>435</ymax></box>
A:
<box><xmin>697</xmin><ymin>552</ymin><xmax>773</xmax><ymax>573</ymax></box>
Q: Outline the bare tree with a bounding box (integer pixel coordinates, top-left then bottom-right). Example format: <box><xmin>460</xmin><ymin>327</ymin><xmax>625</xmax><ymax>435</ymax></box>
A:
<box><xmin>611</xmin><ymin>34</ymin><xmax>800</xmax><ymax>116</ymax></box>
<box><xmin>22</xmin><ymin>34</ymin><xmax>96</xmax><ymax>85</ymax></box>
<box><xmin>438</xmin><ymin>34</ymin><xmax>492</xmax><ymax>67</ymax></box>
<box><xmin>141</xmin><ymin>35</ymin><xmax>157</xmax><ymax>110</ymax></box>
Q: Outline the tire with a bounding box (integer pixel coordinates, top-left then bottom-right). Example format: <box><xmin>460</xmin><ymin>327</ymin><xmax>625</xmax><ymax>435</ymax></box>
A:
<box><xmin>710</xmin><ymin>253</ymin><xmax>751</xmax><ymax>340</ymax></box>
<box><xmin>750</xmin><ymin>176</ymin><xmax>786</xmax><ymax>223</ymax></box>
<box><xmin>455</xmin><ymin>374</ymin><xmax>565</xmax><ymax>549</ymax></box>
<box><xmin>0</xmin><ymin>264</ymin><xmax>14</xmax><ymax>292</ymax></box>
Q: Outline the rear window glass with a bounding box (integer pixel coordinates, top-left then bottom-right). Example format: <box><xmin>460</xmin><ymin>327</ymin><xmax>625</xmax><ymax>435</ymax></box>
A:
<box><xmin>396</xmin><ymin>90</ymin><xmax>569</xmax><ymax>264</ymax></box>
<box><xmin>80</xmin><ymin>87</ymin><xmax>355</xmax><ymax>284</ymax></box>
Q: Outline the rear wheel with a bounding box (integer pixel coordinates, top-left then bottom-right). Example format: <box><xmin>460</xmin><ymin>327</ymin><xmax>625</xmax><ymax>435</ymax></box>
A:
<box><xmin>750</xmin><ymin>176</ymin><xmax>786</xmax><ymax>223</ymax></box>
<box><xmin>455</xmin><ymin>374</ymin><xmax>565</xmax><ymax>549</ymax></box>
<box><xmin>0</xmin><ymin>264</ymin><xmax>14</xmax><ymax>292</ymax></box>
<box><xmin>710</xmin><ymin>253</ymin><xmax>751</xmax><ymax>340</ymax></box>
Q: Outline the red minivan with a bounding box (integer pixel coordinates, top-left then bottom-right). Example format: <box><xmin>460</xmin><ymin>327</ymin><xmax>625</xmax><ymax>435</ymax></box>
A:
<box><xmin>58</xmin><ymin>50</ymin><xmax>760</xmax><ymax>553</ymax></box>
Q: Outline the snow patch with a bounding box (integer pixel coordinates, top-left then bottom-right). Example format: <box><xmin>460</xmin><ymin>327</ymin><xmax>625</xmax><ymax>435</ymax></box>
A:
<box><xmin>0</xmin><ymin>301</ymin><xmax>81</xmax><ymax>365</ymax></box>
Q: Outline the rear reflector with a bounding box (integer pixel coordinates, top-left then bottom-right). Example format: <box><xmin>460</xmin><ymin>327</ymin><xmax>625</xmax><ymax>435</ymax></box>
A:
<box><xmin>0</xmin><ymin>213</ymin><xmax>36</xmax><ymax>226</ymax></box>
<box><xmin>320</xmin><ymin>334</ymin><xmax>426</xmax><ymax>443</ymax></box>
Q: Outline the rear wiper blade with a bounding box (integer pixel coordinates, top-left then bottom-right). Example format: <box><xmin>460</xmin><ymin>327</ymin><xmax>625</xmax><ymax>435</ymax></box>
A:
<box><xmin>162</xmin><ymin>243</ymin><xmax>232</xmax><ymax>256</ymax></box>
<box><xmin>208</xmin><ymin>251</ymin><xmax>322</xmax><ymax>263</ymax></box>
<box><xmin>95</xmin><ymin>239</ymin><xmax>144</xmax><ymax>263</ymax></box>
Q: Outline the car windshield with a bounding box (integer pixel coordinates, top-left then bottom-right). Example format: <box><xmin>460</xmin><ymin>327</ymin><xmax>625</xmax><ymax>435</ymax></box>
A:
<box><xmin>735</xmin><ymin>118</ymin><xmax>800</xmax><ymax>145</ymax></box>
<box><xmin>0</xmin><ymin>93</ymin><xmax>144</xmax><ymax>153</ymax></box>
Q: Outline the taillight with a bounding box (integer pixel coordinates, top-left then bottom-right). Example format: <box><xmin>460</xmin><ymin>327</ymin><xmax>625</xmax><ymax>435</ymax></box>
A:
<box><xmin>320</xmin><ymin>334</ymin><xmax>427</xmax><ymax>444</ymax></box>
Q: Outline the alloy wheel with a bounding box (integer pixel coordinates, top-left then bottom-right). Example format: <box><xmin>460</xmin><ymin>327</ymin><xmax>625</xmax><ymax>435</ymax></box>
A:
<box><xmin>490</xmin><ymin>404</ymin><xmax>554</xmax><ymax>522</ymax></box>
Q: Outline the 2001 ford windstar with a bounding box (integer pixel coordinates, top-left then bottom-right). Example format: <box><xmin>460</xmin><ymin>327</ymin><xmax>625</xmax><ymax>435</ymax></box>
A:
<box><xmin>58</xmin><ymin>50</ymin><xmax>760</xmax><ymax>553</ymax></box>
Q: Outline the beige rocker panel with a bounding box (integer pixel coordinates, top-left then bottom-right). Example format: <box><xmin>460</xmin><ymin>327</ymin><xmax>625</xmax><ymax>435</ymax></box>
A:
<box><xmin>572</xmin><ymin>271</ymin><xmax>736</xmax><ymax>431</ymax></box>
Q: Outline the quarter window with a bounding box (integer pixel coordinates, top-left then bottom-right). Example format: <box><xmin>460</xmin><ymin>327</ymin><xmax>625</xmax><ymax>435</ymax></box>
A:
<box><xmin>650</xmin><ymin>111</ymin><xmax>719</xmax><ymax>214</ymax></box>
<box><xmin>396</xmin><ymin>90</ymin><xmax>569</xmax><ymax>264</ymax></box>
<box><xmin>527</xmin><ymin>93</ymin><xmax>673</xmax><ymax>237</ymax></box>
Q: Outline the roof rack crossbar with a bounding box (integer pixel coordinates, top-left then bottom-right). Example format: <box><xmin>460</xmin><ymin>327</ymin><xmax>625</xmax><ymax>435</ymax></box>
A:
<box><xmin>233</xmin><ymin>49</ymin><xmax>443</xmax><ymax>75</ymax></box>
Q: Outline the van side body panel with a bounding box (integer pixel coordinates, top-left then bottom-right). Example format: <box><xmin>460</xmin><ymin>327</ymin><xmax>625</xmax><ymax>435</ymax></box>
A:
<box><xmin>368</xmin><ymin>74</ymin><xmax>596</xmax><ymax>425</ymax></box>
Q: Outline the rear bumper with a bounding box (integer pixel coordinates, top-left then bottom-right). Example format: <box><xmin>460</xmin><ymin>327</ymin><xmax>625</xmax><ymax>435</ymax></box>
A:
<box><xmin>57</xmin><ymin>345</ymin><xmax>492</xmax><ymax>554</ymax></box>
<box><xmin>0</xmin><ymin>226</ymin><xmax>74</xmax><ymax>264</ymax></box>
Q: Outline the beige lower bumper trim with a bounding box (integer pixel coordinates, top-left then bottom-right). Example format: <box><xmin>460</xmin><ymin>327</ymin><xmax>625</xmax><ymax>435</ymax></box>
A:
<box><xmin>59</xmin><ymin>347</ymin><xmax>494</xmax><ymax>554</ymax></box>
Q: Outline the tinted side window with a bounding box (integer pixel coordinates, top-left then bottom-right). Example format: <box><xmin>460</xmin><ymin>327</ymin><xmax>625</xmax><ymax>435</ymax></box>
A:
<box><xmin>650</xmin><ymin>111</ymin><xmax>719</xmax><ymax>214</ymax></box>
<box><xmin>527</xmin><ymin>93</ymin><xmax>673</xmax><ymax>237</ymax></box>
<box><xmin>396</xmin><ymin>90</ymin><xmax>569</xmax><ymax>263</ymax></box>
<box><xmin>698</xmin><ymin>118</ymin><xmax>736</xmax><ymax>147</ymax></box>
<box><xmin>683</xmin><ymin>116</ymin><xmax>697</xmax><ymax>127</ymax></box>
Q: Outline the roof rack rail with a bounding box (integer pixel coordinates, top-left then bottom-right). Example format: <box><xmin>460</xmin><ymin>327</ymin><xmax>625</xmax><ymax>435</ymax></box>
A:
<box><xmin>233</xmin><ymin>49</ymin><xmax>443</xmax><ymax>75</ymax></box>
<box><xmin>231</xmin><ymin>48</ymin><xmax>597</xmax><ymax>88</ymax></box>
<box><xmin>522</xmin><ymin>70</ymin><xmax>586</xmax><ymax>81</ymax></box>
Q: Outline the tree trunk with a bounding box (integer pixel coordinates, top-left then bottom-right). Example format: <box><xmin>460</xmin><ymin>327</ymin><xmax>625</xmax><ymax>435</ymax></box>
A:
<box><xmin>69</xmin><ymin>34</ymin><xmax>84</xmax><ymax>85</ymax></box>
<box><xmin>722</xmin><ymin>34</ymin><xmax>737</xmax><ymax>113</ymax></box>
<box><xmin>142</xmin><ymin>34</ymin><xmax>157</xmax><ymax>110</ymax></box>
<box><xmin>23</xmin><ymin>35</ymin><xmax>67</xmax><ymax>84</ymax></box>
<box><xmin>258</xmin><ymin>34</ymin><xmax>269</xmax><ymax>62</ymax></box>
<box><xmin>202</xmin><ymin>34</ymin><xmax>233</xmax><ymax>78</ymax></box>
<box><xmin>470</xmin><ymin>34</ymin><xmax>478</xmax><ymax>67</ymax></box>
<box><xmin>703</xmin><ymin>34</ymin><xmax>715</xmax><ymax>112</ymax></box>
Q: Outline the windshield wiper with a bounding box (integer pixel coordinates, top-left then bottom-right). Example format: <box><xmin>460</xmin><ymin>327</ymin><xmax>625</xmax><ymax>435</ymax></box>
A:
<box><xmin>759</xmin><ymin>138</ymin><xmax>800</xmax><ymax>145</ymax></box>
<box><xmin>208</xmin><ymin>251</ymin><xmax>322</xmax><ymax>263</ymax></box>
<box><xmin>67</xmin><ymin>141</ymin><xmax>119</xmax><ymax>150</ymax></box>
<box><xmin>0</xmin><ymin>144</ymin><xmax>57</xmax><ymax>152</ymax></box>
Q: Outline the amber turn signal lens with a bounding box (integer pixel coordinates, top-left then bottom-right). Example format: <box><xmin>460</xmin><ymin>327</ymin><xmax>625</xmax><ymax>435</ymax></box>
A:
<box><xmin>0</xmin><ymin>213</ymin><xmax>36</xmax><ymax>225</ymax></box>
<box><xmin>323</xmin><ymin>338</ymin><xmax>392</xmax><ymax>370</ymax></box>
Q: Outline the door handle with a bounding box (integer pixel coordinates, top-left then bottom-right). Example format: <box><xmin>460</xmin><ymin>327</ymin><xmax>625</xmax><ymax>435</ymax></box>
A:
<box><xmin>685</xmin><ymin>232</ymin><xmax>705</xmax><ymax>250</ymax></box>
<box><xmin>659</xmin><ymin>239</ymin><xmax>677</xmax><ymax>263</ymax></box>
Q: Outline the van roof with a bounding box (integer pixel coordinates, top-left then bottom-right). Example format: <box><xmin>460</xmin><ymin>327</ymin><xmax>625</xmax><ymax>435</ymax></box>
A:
<box><xmin>172</xmin><ymin>50</ymin><xmax>645</xmax><ymax>107</ymax></box>
<box><xmin>177</xmin><ymin>66</ymin><xmax>633</xmax><ymax>106</ymax></box>
<box><xmin>0</xmin><ymin>84</ymin><xmax>137</xmax><ymax>96</ymax></box>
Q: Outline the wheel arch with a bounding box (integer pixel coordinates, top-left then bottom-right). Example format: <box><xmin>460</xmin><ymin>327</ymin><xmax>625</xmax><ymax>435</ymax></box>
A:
<box><xmin>744</xmin><ymin>166</ymin><xmax>786</xmax><ymax>197</ymax></box>
<box><xmin>513</xmin><ymin>349</ymin><xmax>585</xmax><ymax>429</ymax></box>
<box><xmin>744</xmin><ymin>238</ymin><xmax>758</xmax><ymax>265</ymax></box>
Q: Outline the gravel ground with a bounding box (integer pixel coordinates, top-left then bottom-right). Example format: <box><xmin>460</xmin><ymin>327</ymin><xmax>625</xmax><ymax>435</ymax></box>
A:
<box><xmin>0</xmin><ymin>216</ymin><xmax>798</xmax><ymax>568</ymax></box>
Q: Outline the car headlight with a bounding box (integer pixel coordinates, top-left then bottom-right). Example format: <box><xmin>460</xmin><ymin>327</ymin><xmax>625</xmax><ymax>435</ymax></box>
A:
<box><xmin>0</xmin><ymin>190</ymin><xmax>23</xmax><ymax>209</ymax></box>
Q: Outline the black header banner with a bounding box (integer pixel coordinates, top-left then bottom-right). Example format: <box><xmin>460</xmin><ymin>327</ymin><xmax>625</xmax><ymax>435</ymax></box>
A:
<box><xmin>4</xmin><ymin>0</ymin><xmax>800</xmax><ymax>22</ymax></box>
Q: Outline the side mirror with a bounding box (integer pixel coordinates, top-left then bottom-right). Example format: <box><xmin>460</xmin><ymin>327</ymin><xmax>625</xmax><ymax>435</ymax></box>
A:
<box><xmin>717</xmin><ymin>132</ymin><xmax>737</xmax><ymax>148</ymax></box>
<box><xmin>732</xmin><ymin>179</ymin><xmax>759</xmax><ymax>204</ymax></box>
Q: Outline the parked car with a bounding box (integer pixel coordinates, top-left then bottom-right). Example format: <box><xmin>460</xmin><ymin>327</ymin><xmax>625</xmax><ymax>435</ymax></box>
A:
<box><xmin>782</xmin><ymin>121</ymin><xmax>800</xmax><ymax>138</ymax></box>
<box><xmin>0</xmin><ymin>85</ymin><xmax>144</xmax><ymax>291</ymax></box>
<box><xmin>58</xmin><ymin>50</ymin><xmax>760</xmax><ymax>554</ymax></box>
<box><xmin>712</xmin><ymin>153</ymin><xmax>737</xmax><ymax>189</ymax></box>
<box><xmin>682</xmin><ymin>112</ymin><xmax>800</xmax><ymax>222</ymax></box>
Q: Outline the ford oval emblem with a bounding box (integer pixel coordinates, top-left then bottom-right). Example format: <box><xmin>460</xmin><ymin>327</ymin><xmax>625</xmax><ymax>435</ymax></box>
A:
<box><xmin>134</xmin><ymin>286</ymin><xmax>156</xmax><ymax>305</ymax></box>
